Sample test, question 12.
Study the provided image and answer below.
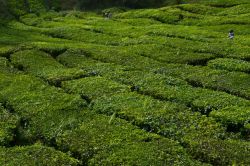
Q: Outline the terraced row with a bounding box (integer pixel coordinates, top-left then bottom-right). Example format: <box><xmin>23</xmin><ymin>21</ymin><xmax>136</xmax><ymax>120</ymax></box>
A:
<box><xmin>0</xmin><ymin>2</ymin><xmax>249</xmax><ymax>165</ymax></box>
<box><xmin>6</xmin><ymin>49</ymin><xmax>250</xmax><ymax>165</ymax></box>
<box><xmin>0</xmin><ymin>55</ymin><xmax>203</xmax><ymax>165</ymax></box>
<box><xmin>57</xmin><ymin>48</ymin><xmax>250</xmax><ymax>101</ymax></box>
<box><xmin>58</xmin><ymin>51</ymin><xmax>250</xmax><ymax>135</ymax></box>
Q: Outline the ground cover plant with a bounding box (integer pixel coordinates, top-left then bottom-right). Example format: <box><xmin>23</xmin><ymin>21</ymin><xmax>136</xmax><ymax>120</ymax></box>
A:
<box><xmin>0</xmin><ymin>0</ymin><xmax>250</xmax><ymax>165</ymax></box>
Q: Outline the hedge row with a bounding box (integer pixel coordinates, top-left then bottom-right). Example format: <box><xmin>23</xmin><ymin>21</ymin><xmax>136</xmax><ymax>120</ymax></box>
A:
<box><xmin>56</xmin><ymin>63</ymin><xmax>250</xmax><ymax>165</ymax></box>
<box><xmin>208</xmin><ymin>58</ymin><xmax>250</xmax><ymax>73</ymax></box>
<box><xmin>145</xmin><ymin>24</ymin><xmax>223</xmax><ymax>43</ymax></box>
<box><xmin>210</xmin><ymin>106</ymin><xmax>250</xmax><ymax>136</ymax></box>
<box><xmin>16</xmin><ymin>10</ymin><xmax>250</xmax><ymax>61</ymax></box>
<box><xmin>0</xmin><ymin>105</ymin><xmax>19</xmax><ymax>146</ymax></box>
<box><xmin>216</xmin><ymin>4</ymin><xmax>250</xmax><ymax>16</ymax></box>
<box><xmin>0</xmin><ymin>57</ymin><xmax>205</xmax><ymax>165</ymax></box>
<box><xmin>104</xmin><ymin>70</ymin><xmax>250</xmax><ymax>110</ymax></box>
<box><xmin>97</xmin><ymin>69</ymin><xmax>249</xmax><ymax>135</ymax></box>
<box><xmin>56</xmin><ymin>50</ymin><xmax>250</xmax><ymax>113</ymax></box>
<box><xmin>18</xmin><ymin>13</ymin><xmax>152</xmax><ymax>46</ymax></box>
<box><xmin>56</xmin><ymin>112</ymin><xmax>204</xmax><ymax>165</ymax></box>
<box><xmin>116</xmin><ymin>7</ymin><xmax>198</xmax><ymax>24</ymax></box>
<box><xmin>43</xmin><ymin>26</ymin><xmax>127</xmax><ymax>46</ymax></box>
<box><xmin>91</xmin><ymin>92</ymin><xmax>250</xmax><ymax>165</ymax></box>
<box><xmin>185</xmin><ymin>69</ymin><xmax>250</xmax><ymax>100</ymax></box>
<box><xmin>0</xmin><ymin>144</ymin><xmax>79</xmax><ymax>165</ymax></box>
<box><xmin>0</xmin><ymin>23</ymin><xmax>66</xmax><ymax>49</ymax></box>
<box><xmin>0</xmin><ymin>57</ymin><xmax>11</xmax><ymax>73</ymax></box>
<box><xmin>176</xmin><ymin>4</ymin><xmax>222</xmax><ymax>15</ymax></box>
<box><xmin>0</xmin><ymin>45</ymin><xmax>15</xmax><ymax>58</ymax></box>
<box><xmin>57</xmin><ymin>49</ymin><xmax>131</xmax><ymax>74</ymax></box>
<box><xmin>151</xmin><ymin>36</ymin><xmax>250</xmax><ymax>60</ymax></box>
<box><xmin>0</xmin><ymin>64</ymin><xmax>205</xmax><ymax>165</ymax></box>
<box><xmin>18</xmin><ymin>10</ymin><xmax>250</xmax><ymax>60</ymax></box>
<box><xmin>56</xmin><ymin>47</ymin><xmax>250</xmax><ymax>101</ymax></box>
<box><xmin>5</xmin><ymin>2</ymin><xmax>250</xmax><ymax>61</ymax></box>
<box><xmin>116</xmin><ymin>4</ymin><xmax>250</xmax><ymax>27</ymax></box>
<box><xmin>155</xmin><ymin>64</ymin><xmax>250</xmax><ymax>100</ymax></box>
<box><xmin>61</xmin><ymin>76</ymin><xmax>131</xmax><ymax>100</ymax></box>
<box><xmin>0</xmin><ymin>72</ymin><xmax>86</xmax><ymax>142</ymax></box>
<box><xmin>59</xmin><ymin>46</ymin><xmax>163</xmax><ymax>71</ymax></box>
<box><xmin>92</xmin><ymin>92</ymin><xmax>212</xmax><ymax>136</ymax></box>
<box><xmin>128</xmin><ymin>44</ymin><xmax>216</xmax><ymax>65</ymax></box>
<box><xmin>10</xmin><ymin>49</ymin><xmax>87</xmax><ymax>85</ymax></box>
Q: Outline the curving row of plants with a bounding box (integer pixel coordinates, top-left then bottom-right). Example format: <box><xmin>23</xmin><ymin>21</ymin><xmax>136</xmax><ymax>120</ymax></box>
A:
<box><xmin>0</xmin><ymin>1</ymin><xmax>249</xmax><ymax>165</ymax></box>
<box><xmin>56</xmin><ymin>51</ymin><xmax>250</xmax><ymax>135</ymax></box>
<box><xmin>0</xmin><ymin>144</ymin><xmax>79</xmax><ymax>165</ymax></box>
<box><xmin>57</xmin><ymin>47</ymin><xmax>250</xmax><ymax>101</ymax></box>
<box><xmin>0</xmin><ymin>62</ymin><xmax>202</xmax><ymax>165</ymax></box>
<box><xmin>155</xmin><ymin>64</ymin><xmax>250</xmax><ymax>99</ymax></box>
<box><xmin>208</xmin><ymin>58</ymin><xmax>250</xmax><ymax>73</ymax></box>
<box><xmin>58</xmin><ymin>74</ymin><xmax>250</xmax><ymax>165</ymax></box>
<box><xmin>10</xmin><ymin>49</ymin><xmax>87</xmax><ymax>85</ymax></box>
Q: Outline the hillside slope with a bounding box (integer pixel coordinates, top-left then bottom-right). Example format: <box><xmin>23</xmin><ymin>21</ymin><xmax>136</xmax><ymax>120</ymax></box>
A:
<box><xmin>3</xmin><ymin>0</ymin><xmax>250</xmax><ymax>17</ymax></box>
<box><xmin>0</xmin><ymin>0</ymin><xmax>250</xmax><ymax>165</ymax></box>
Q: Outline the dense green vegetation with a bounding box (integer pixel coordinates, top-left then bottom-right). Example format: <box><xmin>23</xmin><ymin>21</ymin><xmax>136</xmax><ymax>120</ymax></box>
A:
<box><xmin>0</xmin><ymin>0</ymin><xmax>250</xmax><ymax>165</ymax></box>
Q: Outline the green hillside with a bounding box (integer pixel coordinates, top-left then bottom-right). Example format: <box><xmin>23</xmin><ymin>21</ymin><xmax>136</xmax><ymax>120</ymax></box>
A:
<box><xmin>0</xmin><ymin>0</ymin><xmax>250</xmax><ymax>165</ymax></box>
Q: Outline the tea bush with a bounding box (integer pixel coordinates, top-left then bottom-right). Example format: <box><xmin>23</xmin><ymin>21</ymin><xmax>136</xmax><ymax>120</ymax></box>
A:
<box><xmin>176</xmin><ymin>4</ymin><xmax>222</xmax><ymax>15</ymax></box>
<box><xmin>1</xmin><ymin>0</ymin><xmax>250</xmax><ymax>164</ymax></box>
<box><xmin>210</xmin><ymin>106</ymin><xmax>250</xmax><ymax>134</ymax></box>
<box><xmin>0</xmin><ymin>105</ymin><xmax>19</xmax><ymax>146</ymax></box>
<box><xmin>155</xmin><ymin>64</ymin><xmax>250</xmax><ymax>99</ymax></box>
<box><xmin>56</xmin><ymin>112</ymin><xmax>203</xmax><ymax>165</ymax></box>
<box><xmin>0</xmin><ymin>57</ymin><xmax>12</xmax><ymax>73</ymax></box>
<box><xmin>208</xmin><ymin>58</ymin><xmax>250</xmax><ymax>73</ymax></box>
<box><xmin>57</xmin><ymin>49</ymin><xmax>250</xmax><ymax>134</ymax></box>
<box><xmin>184</xmin><ymin>136</ymin><xmax>250</xmax><ymax>165</ymax></box>
<box><xmin>11</xmin><ymin>49</ymin><xmax>87</xmax><ymax>84</ymax></box>
<box><xmin>185</xmin><ymin>69</ymin><xmax>250</xmax><ymax>99</ymax></box>
<box><xmin>0</xmin><ymin>144</ymin><xmax>79</xmax><ymax>165</ymax></box>
<box><xmin>0</xmin><ymin>73</ymin><xmax>86</xmax><ymax>142</ymax></box>
<box><xmin>57</xmin><ymin>49</ymin><xmax>125</xmax><ymax>74</ymax></box>
<box><xmin>92</xmin><ymin>92</ymin><xmax>250</xmax><ymax>165</ymax></box>
<box><xmin>128</xmin><ymin>44</ymin><xmax>216</xmax><ymax>65</ymax></box>
<box><xmin>62</xmin><ymin>76</ymin><xmax>130</xmax><ymax>100</ymax></box>
<box><xmin>104</xmin><ymin>70</ymin><xmax>250</xmax><ymax>110</ymax></box>
<box><xmin>217</xmin><ymin>4</ymin><xmax>250</xmax><ymax>16</ymax></box>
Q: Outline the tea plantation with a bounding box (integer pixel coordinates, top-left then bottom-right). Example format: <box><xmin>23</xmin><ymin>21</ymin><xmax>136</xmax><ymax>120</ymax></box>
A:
<box><xmin>0</xmin><ymin>0</ymin><xmax>250</xmax><ymax>165</ymax></box>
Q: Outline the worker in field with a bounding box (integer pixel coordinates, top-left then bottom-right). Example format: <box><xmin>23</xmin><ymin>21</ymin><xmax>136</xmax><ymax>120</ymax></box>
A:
<box><xmin>228</xmin><ymin>30</ymin><xmax>234</xmax><ymax>39</ymax></box>
<box><xmin>108</xmin><ymin>12</ymin><xmax>112</xmax><ymax>19</ymax></box>
<box><xmin>103</xmin><ymin>12</ymin><xmax>112</xmax><ymax>20</ymax></box>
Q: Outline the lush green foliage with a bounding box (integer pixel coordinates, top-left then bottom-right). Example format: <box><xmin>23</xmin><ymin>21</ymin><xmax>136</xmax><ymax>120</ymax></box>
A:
<box><xmin>0</xmin><ymin>72</ymin><xmax>86</xmax><ymax>142</ymax></box>
<box><xmin>62</xmin><ymin>76</ymin><xmax>131</xmax><ymax>100</ymax></box>
<box><xmin>11</xmin><ymin>49</ymin><xmax>87</xmax><ymax>84</ymax></box>
<box><xmin>91</xmin><ymin>92</ymin><xmax>250</xmax><ymax>165</ymax></box>
<box><xmin>210</xmin><ymin>106</ymin><xmax>250</xmax><ymax>135</ymax></box>
<box><xmin>208</xmin><ymin>58</ymin><xmax>250</xmax><ymax>73</ymax></box>
<box><xmin>56</xmin><ymin>112</ymin><xmax>204</xmax><ymax>165</ymax></box>
<box><xmin>0</xmin><ymin>0</ymin><xmax>250</xmax><ymax>165</ymax></box>
<box><xmin>6</xmin><ymin>0</ymin><xmax>46</xmax><ymax>16</ymax></box>
<box><xmin>0</xmin><ymin>105</ymin><xmax>19</xmax><ymax>146</ymax></box>
<box><xmin>0</xmin><ymin>144</ymin><xmax>79</xmax><ymax>165</ymax></box>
